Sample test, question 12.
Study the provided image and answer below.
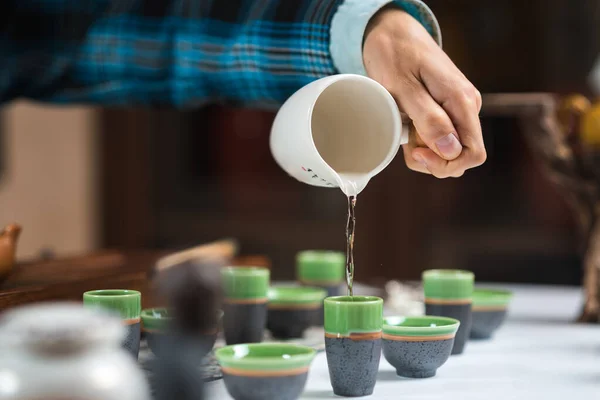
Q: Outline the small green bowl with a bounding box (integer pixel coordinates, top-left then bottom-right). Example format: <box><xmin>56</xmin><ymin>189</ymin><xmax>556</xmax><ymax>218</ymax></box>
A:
<box><xmin>471</xmin><ymin>288</ymin><xmax>513</xmax><ymax>340</ymax></box>
<box><xmin>141</xmin><ymin>308</ymin><xmax>222</xmax><ymax>357</ymax></box>
<box><xmin>215</xmin><ymin>343</ymin><xmax>316</xmax><ymax>400</ymax></box>
<box><xmin>383</xmin><ymin>316</ymin><xmax>460</xmax><ymax>378</ymax></box>
<box><xmin>267</xmin><ymin>286</ymin><xmax>327</xmax><ymax>339</ymax></box>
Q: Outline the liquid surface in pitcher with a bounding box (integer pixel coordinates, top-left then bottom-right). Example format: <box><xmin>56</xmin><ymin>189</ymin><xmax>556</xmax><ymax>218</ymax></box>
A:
<box><xmin>311</xmin><ymin>81</ymin><xmax>395</xmax><ymax>197</ymax></box>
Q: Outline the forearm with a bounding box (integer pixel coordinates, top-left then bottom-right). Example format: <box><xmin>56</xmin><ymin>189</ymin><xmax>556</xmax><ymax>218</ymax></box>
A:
<box><xmin>0</xmin><ymin>0</ymin><xmax>440</xmax><ymax>108</ymax></box>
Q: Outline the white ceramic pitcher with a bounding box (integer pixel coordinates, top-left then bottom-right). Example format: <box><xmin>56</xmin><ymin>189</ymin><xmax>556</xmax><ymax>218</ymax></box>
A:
<box><xmin>270</xmin><ymin>74</ymin><xmax>410</xmax><ymax>196</ymax></box>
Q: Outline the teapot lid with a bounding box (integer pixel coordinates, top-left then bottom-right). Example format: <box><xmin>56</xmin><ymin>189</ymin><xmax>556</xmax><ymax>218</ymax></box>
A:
<box><xmin>0</xmin><ymin>302</ymin><xmax>124</xmax><ymax>353</ymax></box>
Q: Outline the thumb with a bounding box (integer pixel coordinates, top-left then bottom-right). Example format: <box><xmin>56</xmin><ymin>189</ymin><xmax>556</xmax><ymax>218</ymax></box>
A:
<box><xmin>397</xmin><ymin>80</ymin><xmax>463</xmax><ymax>160</ymax></box>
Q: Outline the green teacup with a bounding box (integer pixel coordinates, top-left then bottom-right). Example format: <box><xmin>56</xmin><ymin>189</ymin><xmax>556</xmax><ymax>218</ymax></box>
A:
<box><xmin>471</xmin><ymin>288</ymin><xmax>513</xmax><ymax>340</ymax></box>
<box><xmin>296</xmin><ymin>251</ymin><xmax>345</xmax><ymax>327</ymax></box>
<box><xmin>216</xmin><ymin>343</ymin><xmax>316</xmax><ymax>400</ymax></box>
<box><xmin>83</xmin><ymin>289</ymin><xmax>141</xmax><ymax>358</ymax></box>
<box><xmin>383</xmin><ymin>316</ymin><xmax>460</xmax><ymax>378</ymax></box>
<box><xmin>423</xmin><ymin>269</ymin><xmax>474</xmax><ymax>355</ymax></box>
<box><xmin>296</xmin><ymin>250</ymin><xmax>345</xmax><ymax>290</ymax></box>
<box><xmin>221</xmin><ymin>267</ymin><xmax>270</xmax><ymax>345</ymax></box>
<box><xmin>324</xmin><ymin>296</ymin><xmax>383</xmax><ymax>397</ymax></box>
<box><xmin>267</xmin><ymin>286</ymin><xmax>327</xmax><ymax>339</ymax></box>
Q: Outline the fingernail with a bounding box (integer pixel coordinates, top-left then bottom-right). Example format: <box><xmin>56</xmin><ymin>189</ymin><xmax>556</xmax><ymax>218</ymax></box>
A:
<box><xmin>413</xmin><ymin>154</ymin><xmax>427</xmax><ymax>168</ymax></box>
<box><xmin>436</xmin><ymin>133</ymin><xmax>462</xmax><ymax>159</ymax></box>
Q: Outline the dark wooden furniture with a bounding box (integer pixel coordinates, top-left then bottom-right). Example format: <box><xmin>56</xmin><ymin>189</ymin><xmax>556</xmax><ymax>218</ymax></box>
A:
<box><xmin>0</xmin><ymin>251</ymin><xmax>270</xmax><ymax>312</ymax></box>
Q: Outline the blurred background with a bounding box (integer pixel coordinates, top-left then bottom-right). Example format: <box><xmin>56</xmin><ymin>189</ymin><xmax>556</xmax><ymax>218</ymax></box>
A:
<box><xmin>1</xmin><ymin>0</ymin><xmax>599</xmax><ymax>285</ymax></box>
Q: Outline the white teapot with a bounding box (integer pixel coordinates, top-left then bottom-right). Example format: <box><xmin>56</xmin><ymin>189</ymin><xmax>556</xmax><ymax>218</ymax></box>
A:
<box><xmin>0</xmin><ymin>302</ymin><xmax>150</xmax><ymax>400</ymax></box>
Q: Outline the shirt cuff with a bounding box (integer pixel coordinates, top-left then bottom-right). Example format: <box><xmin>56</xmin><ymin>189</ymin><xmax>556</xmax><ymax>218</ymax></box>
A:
<box><xmin>330</xmin><ymin>0</ymin><xmax>442</xmax><ymax>75</ymax></box>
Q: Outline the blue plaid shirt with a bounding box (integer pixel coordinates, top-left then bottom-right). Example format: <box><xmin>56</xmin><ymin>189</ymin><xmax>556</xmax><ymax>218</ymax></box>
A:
<box><xmin>0</xmin><ymin>0</ymin><xmax>439</xmax><ymax>108</ymax></box>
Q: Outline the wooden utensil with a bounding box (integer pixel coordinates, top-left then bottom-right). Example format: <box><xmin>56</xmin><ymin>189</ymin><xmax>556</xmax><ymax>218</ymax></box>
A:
<box><xmin>152</xmin><ymin>238</ymin><xmax>238</xmax><ymax>277</ymax></box>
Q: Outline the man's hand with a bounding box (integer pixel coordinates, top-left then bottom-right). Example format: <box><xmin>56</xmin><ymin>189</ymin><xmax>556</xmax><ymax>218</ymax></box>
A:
<box><xmin>363</xmin><ymin>7</ymin><xmax>486</xmax><ymax>178</ymax></box>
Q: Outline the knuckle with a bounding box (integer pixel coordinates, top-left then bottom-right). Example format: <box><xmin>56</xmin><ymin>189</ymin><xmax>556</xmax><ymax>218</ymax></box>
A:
<box><xmin>430</xmin><ymin>168</ymin><xmax>451</xmax><ymax>179</ymax></box>
<box><xmin>475</xmin><ymin>89</ymin><xmax>483</xmax><ymax>110</ymax></box>
<box><xmin>405</xmin><ymin>158</ymin><xmax>419</xmax><ymax>170</ymax></box>
<box><xmin>472</xmin><ymin>148</ymin><xmax>487</xmax><ymax>166</ymax></box>
<box><xmin>423</xmin><ymin>109</ymin><xmax>449</xmax><ymax>130</ymax></box>
<box><xmin>453</xmin><ymin>84</ymin><xmax>479</xmax><ymax>108</ymax></box>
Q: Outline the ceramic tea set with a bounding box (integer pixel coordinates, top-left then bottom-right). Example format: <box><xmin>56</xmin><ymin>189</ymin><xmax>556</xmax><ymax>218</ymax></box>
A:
<box><xmin>211</xmin><ymin>261</ymin><xmax>513</xmax><ymax>400</ymax></box>
<box><xmin>214</xmin><ymin>254</ymin><xmax>513</xmax><ymax>399</ymax></box>
<box><xmin>0</xmin><ymin>244</ymin><xmax>513</xmax><ymax>400</ymax></box>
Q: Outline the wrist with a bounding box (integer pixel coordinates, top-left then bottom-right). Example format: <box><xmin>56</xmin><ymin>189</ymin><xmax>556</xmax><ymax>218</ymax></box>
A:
<box><xmin>365</xmin><ymin>6</ymin><xmax>432</xmax><ymax>47</ymax></box>
<box><xmin>365</xmin><ymin>4</ymin><xmax>405</xmax><ymax>44</ymax></box>
<box><xmin>330</xmin><ymin>0</ymin><xmax>442</xmax><ymax>76</ymax></box>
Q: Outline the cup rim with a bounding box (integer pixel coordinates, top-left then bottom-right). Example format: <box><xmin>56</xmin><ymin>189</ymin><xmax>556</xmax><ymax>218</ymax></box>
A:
<box><xmin>141</xmin><ymin>308</ymin><xmax>224</xmax><ymax>321</ymax></box>
<box><xmin>221</xmin><ymin>266</ymin><xmax>269</xmax><ymax>277</ymax></box>
<box><xmin>473</xmin><ymin>288</ymin><xmax>513</xmax><ymax>306</ymax></box>
<box><xmin>83</xmin><ymin>289</ymin><xmax>141</xmax><ymax>298</ymax></box>
<box><xmin>296</xmin><ymin>250</ymin><xmax>345</xmax><ymax>262</ymax></box>
<box><xmin>324</xmin><ymin>295</ymin><xmax>382</xmax><ymax>305</ymax></box>
<box><xmin>215</xmin><ymin>343</ymin><xmax>316</xmax><ymax>369</ymax></box>
<box><xmin>141</xmin><ymin>308</ymin><xmax>223</xmax><ymax>331</ymax></box>
<box><xmin>422</xmin><ymin>269</ymin><xmax>474</xmax><ymax>280</ymax></box>
<box><xmin>383</xmin><ymin>315</ymin><xmax>460</xmax><ymax>336</ymax></box>
<box><xmin>268</xmin><ymin>286</ymin><xmax>327</xmax><ymax>304</ymax></box>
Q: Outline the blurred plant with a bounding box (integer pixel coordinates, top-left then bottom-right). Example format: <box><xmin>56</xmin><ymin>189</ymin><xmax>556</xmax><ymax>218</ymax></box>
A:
<box><xmin>484</xmin><ymin>93</ymin><xmax>600</xmax><ymax>323</ymax></box>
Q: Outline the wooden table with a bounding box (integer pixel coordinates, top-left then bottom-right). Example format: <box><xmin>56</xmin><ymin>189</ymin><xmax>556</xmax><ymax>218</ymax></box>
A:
<box><xmin>0</xmin><ymin>250</ymin><xmax>271</xmax><ymax>311</ymax></box>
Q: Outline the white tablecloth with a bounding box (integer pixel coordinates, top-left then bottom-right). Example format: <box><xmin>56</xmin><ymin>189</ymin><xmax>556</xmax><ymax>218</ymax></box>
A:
<box><xmin>206</xmin><ymin>284</ymin><xmax>600</xmax><ymax>399</ymax></box>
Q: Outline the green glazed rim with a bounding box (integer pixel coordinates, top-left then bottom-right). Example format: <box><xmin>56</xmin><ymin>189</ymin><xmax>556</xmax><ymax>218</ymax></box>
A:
<box><xmin>472</xmin><ymin>288</ymin><xmax>513</xmax><ymax>307</ymax></box>
<box><xmin>383</xmin><ymin>316</ymin><xmax>460</xmax><ymax>337</ymax></box>
<box><xmin>324</xmin><ymin>296</ymin><xmax>383</xmax><ymax>336</ymax></box>
<box><xmin>83</xmin><ymin>289</ymin><xmax>141</xmax><ymax>320</ymax></box>
<box><xmin>215</xmin><ymin>343</ymin><xmax>316</xmax><ymax>371</ymax></box>
<box><xmin>221</xmin><ymin>267</ymin><xmax>270</xmax><ymax>300</ymax></box>
<box><xmin>141</xmin><ymin>308</ymin><xmax>223</xmax><ymax>331</ymax></box>
<box><xmin>268</xmin><ymin>286</ymin><xmax>327</xmax><ymax>306</ymax></box>
<box><xmin>296</xmin><ymin>250</ymin><xmax>345</xmax><ymax>284</ymax></box>
<box><xmin>141</xmin><ymin>308</ymin><xmax>172</xmax><ymax>331</ymax></box>
<box><xmin>422</xmin><ymin>269</ymin><xmax>474</xmax><ymax>300</ymax></box>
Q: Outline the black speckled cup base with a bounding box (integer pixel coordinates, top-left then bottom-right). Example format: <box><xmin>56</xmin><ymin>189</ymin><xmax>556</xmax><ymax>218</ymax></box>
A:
<box><xmin>470</xmin><ymin>309</ymin><xmax>508</xmax><ymax>340</ymax></box>
<box><xmin>300</xmin><ymin>283</ymin><xmax>342</xmax><ymax>327</ymax></box>
<box><xmin>267</xmin><ymin>308</ymin><xmax>318</xmax><ymax>339</ymax></box>
<box><xmin>123</xmin><ymin>321</ymin><xmax>141</xmax><ymax>358</ymax></box>
<box><xmin>382</xmin><ymin>338</ymin><xmax>454</xmax><ymax>378</ymax></box>
<box><xmin>146</xmin><ymin>331</ymin><xmax>217</xmax><ymax>358</ymax></box>
<box><xmin>223</xmin><ymin>302</ymin><xmax>267</xmax><ymax>345</ymax></box>
<box><xmin>222</xmin><ymin>372</ymin><xmax>308</xmax><ymax>400</ymax></box>
<box><xmin>425</xmin><ymin>303</ymin><xmax>471</xmax><ymax>355</ymax></box>
<box><xmin>325</xmin><ymin>336</ymin><xmax>381</xmax><ymax>397</ymax></box>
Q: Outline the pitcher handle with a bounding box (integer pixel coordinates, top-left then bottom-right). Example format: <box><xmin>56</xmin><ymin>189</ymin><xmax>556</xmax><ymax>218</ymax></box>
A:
<box><xmin>399</xmin><ymin>122</ymin><xmax>410</xmax><ymax>146</ymax></box>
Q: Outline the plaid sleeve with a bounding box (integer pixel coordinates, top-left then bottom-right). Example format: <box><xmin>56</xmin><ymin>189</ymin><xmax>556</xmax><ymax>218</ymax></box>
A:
<box><xmin>0</xmin><ymin>0</ymin><xmax>438</xmax><ymax>108</ymax></box>
<box><xmin>1</xmin><ymin>0</ymin><xmax>345</xmax><ymax>108</ymax></box>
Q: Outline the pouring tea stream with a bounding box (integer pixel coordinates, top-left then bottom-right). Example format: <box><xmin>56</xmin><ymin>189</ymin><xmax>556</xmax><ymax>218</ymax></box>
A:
<box><xmin>270</xmin><ymin>74</ymin><xmax>410</xmax><ymax>295</ymax></box>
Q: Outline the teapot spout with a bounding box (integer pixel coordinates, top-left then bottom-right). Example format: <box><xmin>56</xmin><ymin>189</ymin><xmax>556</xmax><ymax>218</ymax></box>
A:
<box><xmin>0</xmin><ymin>223</ymin><xmax>22</xmax><ymax>282</ymax></box>
<box><xmin>2</xmin><ymin>223</ymin><xmax>22</xmax><ymax>244</ymax></box>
